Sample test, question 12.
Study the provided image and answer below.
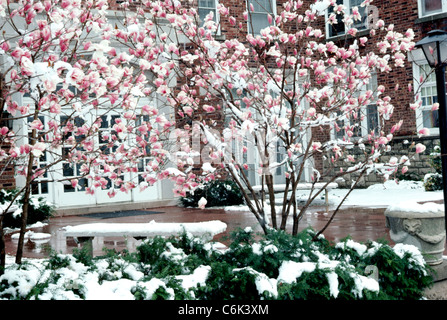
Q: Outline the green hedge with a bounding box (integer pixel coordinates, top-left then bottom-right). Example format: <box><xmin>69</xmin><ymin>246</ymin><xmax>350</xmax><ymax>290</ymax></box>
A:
<box><xmin>0</xmin><ymin>228</ymin><xmax>433</xmax><ymax>300</ymax></box>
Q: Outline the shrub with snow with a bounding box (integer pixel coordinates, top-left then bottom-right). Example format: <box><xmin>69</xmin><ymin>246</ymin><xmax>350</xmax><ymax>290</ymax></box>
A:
<box><xmin>0</xmin><ymin>229</ymin><xmax>432</xmax><ymax>300</ymax></box>
<box><xmin>0</xmin><ymin>189</ymin><xmax>54</xmax><ymax>229</ymax></box>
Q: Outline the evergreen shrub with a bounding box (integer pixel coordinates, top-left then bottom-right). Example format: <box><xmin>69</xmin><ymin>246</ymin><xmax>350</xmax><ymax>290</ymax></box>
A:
<box><xmin>0</xmin><ymin>228</ymin><xmax>432</xmax><ymax>300</ymax></box>
<box><xmin>0</xmin><ymin>189</ymin><xmax>54</xmax><ymax>229</ymax></box>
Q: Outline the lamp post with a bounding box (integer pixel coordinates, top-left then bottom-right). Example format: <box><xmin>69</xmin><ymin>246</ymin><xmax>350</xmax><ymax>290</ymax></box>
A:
<box><xmin>415</xmin><ymin>29</ymin><xmax>447</xmax><ymax>242</ymax></box>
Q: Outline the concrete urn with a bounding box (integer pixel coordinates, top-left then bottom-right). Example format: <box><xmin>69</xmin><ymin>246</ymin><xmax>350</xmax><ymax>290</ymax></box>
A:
<box><xmin>385</xmin><ymin>202</ymin><xmax>445</xmax><ymax>266</ymax></box>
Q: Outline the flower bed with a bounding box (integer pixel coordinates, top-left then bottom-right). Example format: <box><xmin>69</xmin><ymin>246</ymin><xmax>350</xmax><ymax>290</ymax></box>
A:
<box><xmin>0</xmin><ymin>228</ymin><xmax>433</xmax><ymax>300</ymax></box>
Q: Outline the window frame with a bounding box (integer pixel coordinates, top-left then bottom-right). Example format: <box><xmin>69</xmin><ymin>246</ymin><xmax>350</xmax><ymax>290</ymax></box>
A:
<box><xmin>418</xmin><ymin>0</ymin><xmax>447</xmax><ymax>18</ymax></box>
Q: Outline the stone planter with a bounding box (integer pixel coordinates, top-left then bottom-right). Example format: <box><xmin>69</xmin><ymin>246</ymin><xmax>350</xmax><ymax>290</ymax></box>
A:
<box><xmin>385</xmin><ymin>202</ymin><xmax>446</xmax><ymax>266</ymax></box>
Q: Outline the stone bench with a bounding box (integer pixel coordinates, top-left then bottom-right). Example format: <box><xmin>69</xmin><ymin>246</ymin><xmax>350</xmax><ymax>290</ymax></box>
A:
<box><xmin>62</xmin><ymin>220</ymin><xmax>227</xmax><ymax>256</ymax></box>
<box><xmin>249</xmin><ymin>182</ymin><xmax>339</xmax><ymax>211</ymax></box>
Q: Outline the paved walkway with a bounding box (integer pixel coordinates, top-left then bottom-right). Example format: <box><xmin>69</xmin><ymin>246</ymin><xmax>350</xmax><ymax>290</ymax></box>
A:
<box><xmin>4</xmin><ymin>204</ymin><xmax>393</xmax><ymax>259</ymax></box>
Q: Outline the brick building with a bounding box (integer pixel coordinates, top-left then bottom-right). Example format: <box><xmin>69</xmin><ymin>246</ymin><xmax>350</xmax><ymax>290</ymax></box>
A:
<box><xmin>316</xmin><ymin>0</ymin><xmax>447</xmax><ymax>186</ymax></box>
<box><xmin>187</xmin><ymin>0</ymin><xmax>447</xmax><ymax>187</ymax></box>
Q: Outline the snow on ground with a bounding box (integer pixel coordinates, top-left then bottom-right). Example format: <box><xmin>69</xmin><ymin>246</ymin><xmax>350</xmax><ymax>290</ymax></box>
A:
<box><xmin>334</xmin><ymin>180</ymin><xmax>443</xmax><ymax>207</ymax></box>
<box><xmin>224</xmin><ymin>180</ymin><xmax>444</xmax><ymax>211</ymax></box>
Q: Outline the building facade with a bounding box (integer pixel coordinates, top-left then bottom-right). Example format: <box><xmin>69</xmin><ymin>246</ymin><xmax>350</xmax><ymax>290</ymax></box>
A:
<box><xmin>1</xmin><ymin>0</ymin><xmax>446</xmax><ymax>213</ymax></box>
<box><xmin>318</xmin><ymin>0</ymin><xmax>447</xmax><ymax>186</ymax></box>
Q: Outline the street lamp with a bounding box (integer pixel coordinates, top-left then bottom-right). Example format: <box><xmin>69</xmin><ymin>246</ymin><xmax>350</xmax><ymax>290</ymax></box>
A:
<box><xmin>415</xmin><ymin>29</ymin><xmax>447</xmax><ymax>242</ymax></box>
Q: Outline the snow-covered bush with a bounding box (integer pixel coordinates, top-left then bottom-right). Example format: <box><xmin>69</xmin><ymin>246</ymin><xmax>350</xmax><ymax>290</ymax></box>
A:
<box><xmin>180</xmin><ymin>180</ymin><xmax>244</xmax><ymax>208</ymax></box>
<box><xmin>0</xmin><ymin>189</ymin><xmax>54</xmax><ymax>229</ymax></box>
<box><xmin>0</xmin><ymin>229</ymin><xmax>432</xmax><ymax>300</ymax></box>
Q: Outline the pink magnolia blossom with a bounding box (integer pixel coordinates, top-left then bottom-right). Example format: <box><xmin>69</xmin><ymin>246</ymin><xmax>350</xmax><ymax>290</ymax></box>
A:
<box><xmin>415</xmin><ymin>143</ymin><xmax>426</xmax><ymax>154</ymax></box>
<box><xmin>20</xmin><ymin>56</ymin><xmax>34</xmax><ymax>76</ymax></box>
<box><xmin>0</xmin><ymin>127</ymin><xmax>8</xmax><ymax>136</ymax></box>
<box><xmin>29</xmin><ymin>119</ymin><xmax>44</xmax><ymax>131</ymax></box>
<box><xmin>32</xmin><ymin>142</ymin><xmax>46</xmax><ymax>158</ymax></box>
<box><xmin>418</xmin><ymin>128</ymin><xmax>430</xmax><ymax>136</ymax></box>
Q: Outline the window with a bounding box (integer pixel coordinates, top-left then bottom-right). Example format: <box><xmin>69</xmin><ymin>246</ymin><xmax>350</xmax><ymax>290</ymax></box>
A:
<box><xmin>60</xmin><ymin>115</ymin><xmax>88</xmax><ymax>193</ymax></box>
<box><xmin>419</xmin><ymin>0</ymin><xmax>447</xmax><ymax>17</ymax></box>
<box><xmin>247</xmin><ymin>0</ymin><xmax>275</xmax><ymax>35</ymax></box>
<box><xmin>418</xmin><ymin>63</ymin><xmax>440</xmax><ymax>130</ymax></box>
<box><xmin>198</xmin><ymin>0</ymin><xmax>218</xmax><ymax>25</ymax></box>
<box><xmin>327</xmin><ymin>0</ymin><xmax>368</xmax><ymax>38</ymax></box>
<box><xmin>335</xmin><ymin>73</ymin><xmax>378</xmax><ymax>139</ymax></box>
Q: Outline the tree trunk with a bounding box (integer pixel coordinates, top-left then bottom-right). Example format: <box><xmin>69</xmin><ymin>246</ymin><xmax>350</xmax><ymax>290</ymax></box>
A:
<box><xmin>15</xmin><ymin>186</ymin><xmax>30</xmax><ymax>264</ymax></box>
<box><xmin>0</xmin><ymin>224</ymin><xmax>5</xmax><ymax>276</ymax></box>
<box><xmin>15</xmin><ymin>154</ymin><xmax>34</xmax><ymax>264</ymax></box>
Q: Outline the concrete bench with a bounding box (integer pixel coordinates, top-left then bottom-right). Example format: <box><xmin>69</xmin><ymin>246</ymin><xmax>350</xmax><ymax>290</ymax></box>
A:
<box><xmin>62</xmin><ymin>220</ymin><xmax>227</xmax><ymax>256</ymax></box>
<box><xmin>250</xmin><ymin>182</ymin><xmax>339</xmax><ymax>212</ymax></box>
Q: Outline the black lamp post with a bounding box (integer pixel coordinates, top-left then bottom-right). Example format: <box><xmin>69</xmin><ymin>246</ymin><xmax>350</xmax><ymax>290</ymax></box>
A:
<box><xmin>415</xmin><ymin>29</ymin><xmax>447</xmax><ymax>240</ymax></box>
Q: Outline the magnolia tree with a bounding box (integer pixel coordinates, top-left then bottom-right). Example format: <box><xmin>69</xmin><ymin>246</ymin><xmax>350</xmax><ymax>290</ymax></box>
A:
<box><xmin>149</xmin><ymin>0</ymin><xmax>422</xmax><ymax>236</ymax></box>
<box><xmin>0</xmin><ymin>0</ymin><xmax>428</xmax><ymax>271</ymax></box>
<box><xmin>0</xmin><ymin>0</ymin><xmax>187</xmax><ymax>268</ymax></box>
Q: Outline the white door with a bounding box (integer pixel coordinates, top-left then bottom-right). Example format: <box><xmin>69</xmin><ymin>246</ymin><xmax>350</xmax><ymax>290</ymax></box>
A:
<box><xmin>92</xmin><ymin>113</ymin><xmax>133</xmax><ymax>204</ymax></box>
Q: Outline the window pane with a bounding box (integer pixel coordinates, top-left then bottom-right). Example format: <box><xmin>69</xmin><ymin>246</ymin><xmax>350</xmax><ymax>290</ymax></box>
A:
<box><xmin>248</xmin><ymin>0</ymin><xmax>273</xmax><ymax>13</ymax></box>
<box><xmin>423</xmin><ymin>109</ymin><xmax>439</xmax><ymax>128</ymax></box>
<box><xmin>199</xmin><ymin>8</ymin><xmax>216</xmax><ymax>23</ymax></box>
<box><xmin>63</xmin><ymin>163</ymin><xmax>74</xmax><ymax>177</ymax></box>
<box><xmin>423</xmin><ymin>0</ymin><xmax>442</xmax><ymax>15</ymax></box>
<box><xmin>40</xmin><ymin>182</ymin><xmax>48</xmax><ymax>194</ymax></box>
<box><xmin>328</xmin><ymin>0</ymin><xmax>345</xmax><ymax>37</ymax></box>
<box><xmin>419</xmin><ymin>63</ymin><xmax>439</xmax><ymax>129</ymax></box>
<box><xmin>250</xmin><ymin>12</ymin><xmax>270</xmax><ymax>34</ymax></box>
<box><xmin>199</xmin><ymin>0</ymin><xmax>216</xmax><ymax>25</ymax></box>
<box><xmin>351</xmin><ymin>1</ymin><xmax>367</xmax><ymax>30</ymax></box>
<box><xmin>199</xmin><ymin>0</ymin><xmax>214</xmax><ymax>7</ymax></box>
<box><xmin>247</xmin><ymin>0</ymin><xmax>273</xmax><ymax>34</ymax></box>
<box><xmin>367</xmin><ymin>104</ymin><xmax>379</xmax><ymax>134</ymax></box>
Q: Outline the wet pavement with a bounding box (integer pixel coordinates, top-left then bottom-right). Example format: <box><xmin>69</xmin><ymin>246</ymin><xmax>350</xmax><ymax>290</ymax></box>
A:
<box><xmin>4</xmin><ymin>204</ymin><xmax>394</xmax><ymax>259</ymax></box>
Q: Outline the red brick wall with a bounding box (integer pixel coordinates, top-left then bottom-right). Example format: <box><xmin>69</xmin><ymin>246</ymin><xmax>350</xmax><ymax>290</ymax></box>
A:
<box><xmin>0</xmin><ymin>157</ymin><xmax>15</xmax><ymax>190</ymax></box>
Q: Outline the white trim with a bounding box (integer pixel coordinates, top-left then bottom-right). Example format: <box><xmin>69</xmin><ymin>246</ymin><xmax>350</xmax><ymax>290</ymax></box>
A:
<box><xmin>418</xmin><ymin>0</ymin><xmax>447</xmax><ymax>19</ymax></box>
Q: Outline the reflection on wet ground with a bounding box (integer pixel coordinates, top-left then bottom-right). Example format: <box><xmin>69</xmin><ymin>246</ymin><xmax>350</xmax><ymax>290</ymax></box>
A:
<box><xmin>4</xmin><ymin>205</ymin><xmax>393</xmax><ymax>259</ymax></box>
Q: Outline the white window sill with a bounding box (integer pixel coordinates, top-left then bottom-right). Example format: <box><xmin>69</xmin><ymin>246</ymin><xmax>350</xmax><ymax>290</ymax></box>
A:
<box><xmin>416</xmin><ymin>12</ymin><xmax>447</xmax><ymax>23</ymax></box>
